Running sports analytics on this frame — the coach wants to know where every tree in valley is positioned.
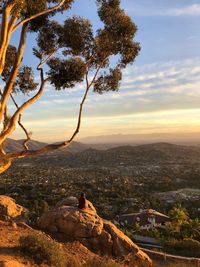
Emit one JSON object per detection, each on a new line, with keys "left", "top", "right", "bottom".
{"left": 0, "top": 0, "right": 140, "bottom": 173}
{"left": 169, "top": 206, "right": 189, "bottom": 224}
{"left": 165, "top": 206, "right": 200, "bottom": 241}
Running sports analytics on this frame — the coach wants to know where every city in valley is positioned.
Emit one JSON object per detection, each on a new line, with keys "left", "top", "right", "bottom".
{"left": 1, "top": 139, "right": 200, "bottom": 262}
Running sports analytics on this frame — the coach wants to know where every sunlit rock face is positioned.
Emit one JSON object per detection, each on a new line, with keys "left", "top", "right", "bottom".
{"left": 38, "top": 197, "right": 152, "bottom": 267}
{"left": 0, "top": 195, "right": 26, "bottom": 220}
{"left": 0, "top": 259, "right": 26, "bottom": 267}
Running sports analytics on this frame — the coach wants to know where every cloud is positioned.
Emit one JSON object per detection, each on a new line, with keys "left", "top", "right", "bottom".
{"left": 127, "top": 3, "right": 200, "bottom": 17}
{"left": 21, "top": 57, "right": 200, "bottom": 119}
{"left": 10, "top": 57, "right": 200, "bottom": 141}
{"left": 11, "top": 107, "right": 200, "bottom": 142}
{"left": 171, "top": 4, "right": 200, "bottom": 16}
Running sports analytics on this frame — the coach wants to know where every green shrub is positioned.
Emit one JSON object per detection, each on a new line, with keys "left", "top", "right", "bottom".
{"left": 19, "top": 233, "right": 80, "bottom": 267}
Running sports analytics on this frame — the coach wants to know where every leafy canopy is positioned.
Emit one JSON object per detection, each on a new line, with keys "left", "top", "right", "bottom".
{"left": 0, "top": 0, "right": 140, "bottom": 172}
{"left": 3, "top": 0, "right": 140, "bottom": 95}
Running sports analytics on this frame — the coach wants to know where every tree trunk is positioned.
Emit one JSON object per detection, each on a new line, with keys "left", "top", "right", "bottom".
{"left": 0, "top": 155, "right": 11, "bottom": 174}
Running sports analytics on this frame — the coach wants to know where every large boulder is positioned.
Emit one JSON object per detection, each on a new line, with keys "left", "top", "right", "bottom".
{"left": 38, "top": 206, "right": 103, "bottom": 238}
{"left": 38, "top": 198, "right": 152, "bottom": 266}
{"left": 0, "top": 195, "right": 26, "bottom": 220}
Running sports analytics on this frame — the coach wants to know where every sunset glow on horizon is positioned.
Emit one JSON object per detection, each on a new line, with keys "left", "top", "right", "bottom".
{"left": 9, "top": 0, "right": 200, "bottom": 143}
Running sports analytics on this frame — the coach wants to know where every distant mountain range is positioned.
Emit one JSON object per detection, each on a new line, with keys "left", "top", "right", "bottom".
{"left": 4, "top": 138, "right": 89, "bottom": 154}
{"left": 6, "top": 131, "right": 200, "bottom": 155}
{"left": 4, "top": 139, "right": 47, "bottom": 153}
{"left": 79, "top": 133, "right": 200, "bottom": 146}
{"left": 4, "top": 139, "right": 200, "bottom": 166}
{"left": 68, "top": 142, "right": 200, "bottom": 167}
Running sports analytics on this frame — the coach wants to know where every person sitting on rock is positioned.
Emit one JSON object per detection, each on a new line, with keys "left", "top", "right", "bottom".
{"left": 78, "top": 193, "right": 87, "bottom": 210}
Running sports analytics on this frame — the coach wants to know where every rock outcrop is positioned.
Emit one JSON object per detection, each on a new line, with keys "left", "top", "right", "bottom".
{"left": 0, "top": 260, "right": 25, "bottom": 267}
{"left": 38, "top": 197, "right": 152, "bottom": 267}
{"left": 0, "top": 195, "right": 26, "bottom": 221}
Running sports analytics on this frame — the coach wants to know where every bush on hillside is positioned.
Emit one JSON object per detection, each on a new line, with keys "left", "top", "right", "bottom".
{"left": 19, "top": 233, "right": 81, "bottom": 267}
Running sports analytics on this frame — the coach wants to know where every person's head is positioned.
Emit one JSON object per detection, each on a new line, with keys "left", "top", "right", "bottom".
{"left": 80, "top": 192, "right": 85, "bottom": 198}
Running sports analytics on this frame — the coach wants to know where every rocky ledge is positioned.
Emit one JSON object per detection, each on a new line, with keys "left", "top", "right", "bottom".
{"left": 38, "top": 197, "right": 152, "bottom": 267}
{"left": 0, "top": 195, "right": 27, "bottom": 221}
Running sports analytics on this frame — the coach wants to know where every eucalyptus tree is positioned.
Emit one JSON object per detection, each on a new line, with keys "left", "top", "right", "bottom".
{"left": 0, "top": 0, "right": 140, "bottom": 173}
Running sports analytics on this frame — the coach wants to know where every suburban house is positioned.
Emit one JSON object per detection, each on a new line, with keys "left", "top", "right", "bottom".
{"left": 117, "top": 209, "right": 170, "bottom": 229}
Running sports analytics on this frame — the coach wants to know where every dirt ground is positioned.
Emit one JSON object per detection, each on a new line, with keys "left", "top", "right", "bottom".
{"left": 0, "top": 220, "right": 101, "bottom": 267}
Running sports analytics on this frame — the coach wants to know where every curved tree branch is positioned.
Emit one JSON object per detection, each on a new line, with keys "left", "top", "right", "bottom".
{"left": 0, "top": 6, "right": 9, "bottom": 59}
{"left": 6, "top": 83, "right": 90, "bottom": 159}
{"left": 0, "top": 23, "right": 28, "bottom": 122}
{"left": 10, "top": 94, "right": 31, "bottom": 151}
{"left": 18, "top": 114, "right": 31, "bottom": 151}
{"left": 0, "top": 15, "right": 17, "bottom": 75}
{"left": 68, "top": 66, "right": 101, "bottom": 142}
{"left": 6, "top": 65, "right": 101, "bottom": 160}
{"left": 0, "top": 68, "right": 48, "bottom": 145}
{"left": 0, "top": 0, "right": 65, "bottom": 74}
{"left": 0, "top": 3, "right": 14, "bottom": 59}
{"left": 0, "top": 88, "right": 9, "bottom": 132}
{"left": 37, "top": 50, "right": 57, "bottom": 70}
{"left": 12, "top": 0, "right": 66, "bottom": 32}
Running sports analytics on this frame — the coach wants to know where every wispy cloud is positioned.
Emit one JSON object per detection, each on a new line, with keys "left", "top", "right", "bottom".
{"left": 127, "top": 4, "right": 200, "bottom": 17}
{"left": 171, "top": 4, "right": 200, "bottom": 16}
{"left": 20, "top": 57, "right": 200, "bottom": 120}
{"left": 10, "top": 57, "right": 200, "bottom": 141}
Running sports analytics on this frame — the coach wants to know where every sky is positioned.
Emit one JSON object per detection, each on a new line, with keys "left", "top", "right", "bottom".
{"left": 9, "top": 0, "right": 200, "bottom": 142}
